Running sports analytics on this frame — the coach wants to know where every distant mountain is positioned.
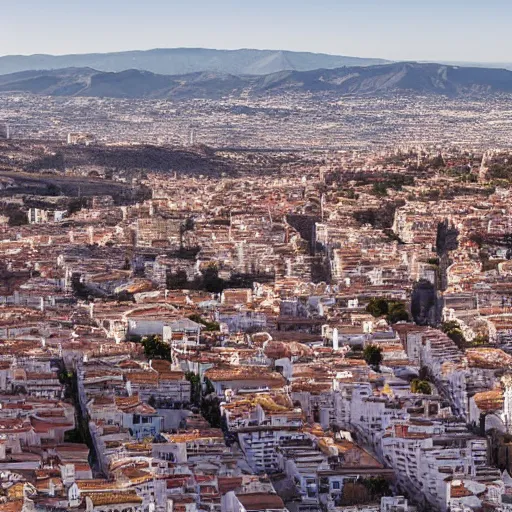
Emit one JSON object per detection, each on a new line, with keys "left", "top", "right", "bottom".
{"left": 0, "top": 48, "right": 390, "bottom": 77}
{"left": 433, "top": 61, "right": 512, "bottom": 71}
{"left": 1, "top": 62, "right": 512, "bottom": 99}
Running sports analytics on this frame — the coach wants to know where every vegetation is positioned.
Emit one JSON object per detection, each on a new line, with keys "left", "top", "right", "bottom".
{"left": 26, "top": 151, "right": 65, "bottom": 172}
{"left": 370, "top": 175, "right": 415, "bottom": 197}
{"left": 67, "top": 197, "right": 88, "bottom": 216}
{"left": 386, "top": 302, "right": 410, "bottom": 323}
{"left": 188, "top": 314, "right": 220, "bottom": 332}
{"left": 339, "top": 188, "right": 358, "bottom": 200}
{"left": 167, "top": 264, "right": 273, "bottom": 292}
{"left": 467, "top": 333, "right": 490, "bottom": 347}
{"left": 140, "top": 335, "right": 171, "bottom": 360}
{"left": 201, "top": 381, "right": 222, "bottom": 428}
{"left": 363, "top": 344, "right": 383, "bottom": 368}
{"left": 185, "top": 372, "right": 221, "bottom": 427}
{"left": 366, "top": 297, "right": 410, "bottom": 324}
{"left": 371, "top": 182, "right": 388, "bottom": 196}
{"left": 366, "top": 298, "right": 390, "bottom": 317}
{"left": 46, "top": 183, "right": 62, "bottom": 196}
{"left": 201, "top": 264, "right": 226, "bottom": 293}
{"left": 58, "top": 369, "right": 97, "bottom": 467}
{"left": 7, "top": 208, "right": 28, "bottom": 227}
{"left": 441, "top": 321, "right": 466, "bottom": 350}
{"left": 411, "top": 379, "right": 432, "bottom": 395}
{"left": 185, "top": 371, "right": 202, "bottom": 406}
{"left": 488, "top": 163, "right": 512, "bottom": 182}
{"left": 167, "top": 269, "right": 189, "bottom": 289}
{"left": 360, "top": 477, "right": 392, "bottom": 500}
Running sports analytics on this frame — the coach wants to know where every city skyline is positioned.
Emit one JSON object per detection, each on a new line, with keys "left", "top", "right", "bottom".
{"left": 2, "top": 0, "right": 512, "bottom": 63}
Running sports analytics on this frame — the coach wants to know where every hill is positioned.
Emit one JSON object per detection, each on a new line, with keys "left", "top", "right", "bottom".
{"left": 0, "top": 48, "right": 389, "bottom": 76}
{"left": 1, "top": 62, "right": 512, "bottom": 99}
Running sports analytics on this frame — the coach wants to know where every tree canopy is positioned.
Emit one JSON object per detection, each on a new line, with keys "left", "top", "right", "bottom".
{"left": 363, "top": 344, "right": 383, "bottom": 368}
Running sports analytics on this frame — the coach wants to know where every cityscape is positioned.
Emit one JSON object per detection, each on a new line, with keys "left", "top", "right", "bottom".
{"left": 1, "top": 3, "right": 512, "bottom": 512}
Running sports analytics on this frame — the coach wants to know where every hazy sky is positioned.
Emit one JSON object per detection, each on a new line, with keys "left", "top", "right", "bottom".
{"left": 2, "top": 0, "right": 511, "bottom": 62}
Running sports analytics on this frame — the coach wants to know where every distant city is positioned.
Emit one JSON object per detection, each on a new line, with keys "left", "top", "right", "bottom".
{"left": 1, "top": 45, "right": 512, "bottom": 512}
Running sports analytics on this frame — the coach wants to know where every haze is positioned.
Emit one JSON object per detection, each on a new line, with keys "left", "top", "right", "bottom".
{"left": 2, "top": 0, "right": 512, "bottom": 63}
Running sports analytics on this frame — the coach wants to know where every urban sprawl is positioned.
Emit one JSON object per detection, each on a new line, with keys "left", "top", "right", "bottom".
{"left": 0, "top": 92, "right": 512, "bottom": 512}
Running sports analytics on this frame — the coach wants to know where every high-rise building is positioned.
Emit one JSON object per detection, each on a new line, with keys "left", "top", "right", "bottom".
{"left": 0, "top": 123, "right": 10, "bottom": 140}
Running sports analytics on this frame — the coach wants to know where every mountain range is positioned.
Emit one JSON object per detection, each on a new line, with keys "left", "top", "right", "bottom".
{"left": 0, "top": 48, "right": 390, "bottom": 77}
{"left": 1, "top": 62, "right": 512, "bottom": 99}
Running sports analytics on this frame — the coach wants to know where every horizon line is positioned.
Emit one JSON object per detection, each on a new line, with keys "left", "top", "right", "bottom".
{"left": 0, "top": 47, "right": 509, "bottom": 66}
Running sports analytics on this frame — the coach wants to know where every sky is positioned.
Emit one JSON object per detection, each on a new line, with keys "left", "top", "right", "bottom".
{"left": 2, "top": 0, "right": 511, "bottom": 62}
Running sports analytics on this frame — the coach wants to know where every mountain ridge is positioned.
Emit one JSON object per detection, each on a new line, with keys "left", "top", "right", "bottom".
{"left": 1, "top": 62, "right": 512, "bottom": 99}
{"left": 0, "top": 48, "right": 390, "bottom": 77}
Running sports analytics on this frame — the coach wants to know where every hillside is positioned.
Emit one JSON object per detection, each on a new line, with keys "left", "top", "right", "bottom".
{"left": 0, "top": 48, "right": 389, "bottom": 76}
{"left": 1, "top": 62, "right": 512, "bottom": 99}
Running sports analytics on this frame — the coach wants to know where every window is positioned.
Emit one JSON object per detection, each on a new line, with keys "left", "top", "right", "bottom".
{"left": 133, "top": 415, "right": 141, "bottom": 424}
{"left": 332, "top": 481, "right": 340, "bottom": 490}
{"left": 142, "top": 416, "right": 151, "bottom": 424}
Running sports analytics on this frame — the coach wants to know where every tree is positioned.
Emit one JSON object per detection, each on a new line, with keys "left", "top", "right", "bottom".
{"left": 446, "top": 328, "right": 466, "bottom": 349}
{"left": 188, "top": 314, "right": 220, "bottom": 332}
{"left": 360, "top": 477, "right": 391, "bottom": 500}
{"left": 141, "top": 335, "right": 171, "bottom": 360}
{"left": 202, "top": 264, "right": 225, "bottom": 294}
{"left": 366, "top": 298, "right": 389, "bottom": 317}
{"left": 411, "top": 379, "right": 432, "bottom": 395}
{"left": 366, "top": 298, "right": 409, "bottom": 324}
{"left": 363, "top": 345, "right": 383, "bottom": 368}
{"left": 179, "top": 217, "right": 195, "bottom": 249}
{"left": 46, "top": 183, "right": 61, "bottom": 196}
{"left": 185, "top": 372, "right": 201, "bottom": 405}
{"left": 371, "top": 182, "right": 388, "bottom": 196}
{"left": 441, "top": 321, "right": 466, "bottom": 349}
{"left": 67, "top": 197, "right": 87, "bottom": 216}
{"left": 167, "top": 269, "right": 189, "bottom": 289}
{"left": 386, "top": 302, "right": 410, "bottom": 324}
{"left": 6, "top": 207, "right": 28, "bottom": 227}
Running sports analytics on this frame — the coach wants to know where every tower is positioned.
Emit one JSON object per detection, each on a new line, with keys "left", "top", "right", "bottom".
{"left": 189, "top": 128, "right": 197, "bottom": 146}
{"left": 479, "top": 151, "right": 488, "bottom": 182}
{"left": 502, "top": 374, "right": 512, "bottom": 433}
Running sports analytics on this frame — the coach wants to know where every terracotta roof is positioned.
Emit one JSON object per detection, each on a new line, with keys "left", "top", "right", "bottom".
{"left": 204, "top": 366, "right": 286, "bottom": 386}
{"left": 237, "top": 493, "right": 285, "bottom": 511}
{"left": 89, "top": 491, "right": 143, "bottom": 506}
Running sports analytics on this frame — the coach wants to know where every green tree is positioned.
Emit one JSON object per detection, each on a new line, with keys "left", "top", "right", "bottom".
{"left": 141, "top": 335, "right": 171, "bottom": 360}
{"left": 167, "top": 269, "right": 189, "bottom": 289}
{"left": 386, "top": 302, "right": 410, "bottom": 324}
{"left": 46, "top": 183, "right": 61, "bottom": 196}
{"left": 411, "top": 379, "right": 432, "bottom": 395}
{"left": 441, "top": 321, "right": 466, "bottom": 349}
{"left": 371, "top": 182, "right": 388, "bottom": 196}
{"left": 366, "top": 298, "right": 389, "bottom": 317}
{"left": 7, "top": 208, "right": 28, "bottom": 227}
{"left": 185, "top": 372, "right": 201, "bottom": 405}
{"left": 363, "top": 345, "right": 383, "bottom": 368}
{"left": 188, "top": 314, "right": 220, "bottom": 332}
{"left": 367, "top": 298, "right": 409, "bottom": 323}
{"left": 201, "top": 394, "right": 222, "bottom": 428}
